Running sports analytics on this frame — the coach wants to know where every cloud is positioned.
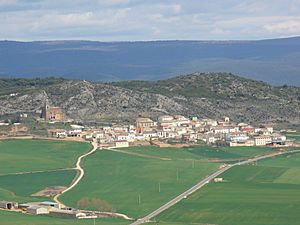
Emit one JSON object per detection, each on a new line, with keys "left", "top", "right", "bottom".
{"left": 100, "top": 0, "right": 130, "bottom": 6}
{"left": 0, "top": 0, "right": 299, "bottom": 41}
{"left": 264, "top": 19, "right": 300, "bottom": 35}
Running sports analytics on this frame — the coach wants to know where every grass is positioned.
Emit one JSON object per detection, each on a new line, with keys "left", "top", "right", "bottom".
{"left": 155, "top": 153, "right": 300, "bottom": 225}
{"left": 0, "top": 139, "right": 295, "bottom": 225}
{"left": 286, "top": 135, "right": 300, "bottom": 142}
{"left": 60, "top": 150, "right": 220, "bottom": 218}
{"left": 0, "top": 139, "right": 91, "bottom": 174}
{"left": 0, "top": 139, "right": 129, "bottom": 225}
{"left": 21, "top": 118, "right": 73, "bottom": 136}
{"left": 0, "top": 139, "right": 90, "bottom": 204}
{"left": 0, "top": 170, "right": 76, "bottom": 203}
{"left": 120, "top": 146, "right": 276, "bottom": 161}
{"left": 0, "top": 210, "right": 128, "bottom": 225}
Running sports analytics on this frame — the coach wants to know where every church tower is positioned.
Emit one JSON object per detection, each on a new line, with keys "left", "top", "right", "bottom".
{"left": 41, "top": 99, "right": 50, "bottom": 120}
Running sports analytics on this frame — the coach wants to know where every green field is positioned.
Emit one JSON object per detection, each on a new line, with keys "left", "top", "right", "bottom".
{"left": 0, "top": 139, "right": 91, "bottom": 174}
{"left": 0, "top": 210, "right": 127, "bottom": 225}
{"left": 1, "top": 139, "right": 297, "bottom": 225}
{"left": 60, "top": 150, "right": 220, "bottom": 218}
{"left": 286, "top": 135, "right": 300, "bottom": 142}
{"left": 0, "top": 170, "right": 76, "bottom": 202}
{"left": 155, "top": 153, "right": 300, "bottom": 225}
{"left": 0, "top": 139, "right": 129, "bottom": 225}
{"left": 0, "top": 139, "right": 91, "bottom": 207}
{"left": 119, "top": 146, "right": 276, "bottom": 161}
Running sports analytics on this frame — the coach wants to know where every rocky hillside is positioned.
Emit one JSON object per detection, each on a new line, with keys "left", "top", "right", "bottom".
{"left": 0, "top": 73, "right": 299, "bottom": 126}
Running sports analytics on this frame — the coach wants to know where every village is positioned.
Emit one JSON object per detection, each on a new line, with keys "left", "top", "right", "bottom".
{"left": 43, "top": 104, "right": 291, "bottom": 148}
{"left": 0, "top": 106, "right": 299, "bottom": 222}
{"left": 0, "top": 103, "right": 295, "bottom": 148}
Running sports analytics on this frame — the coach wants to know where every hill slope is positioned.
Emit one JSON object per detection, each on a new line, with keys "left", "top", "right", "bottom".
{"left": 0, "top": 73, "right": 299, "bottom": 126}
{"left": 1, "top": 37, "right": 300, "bottom": 85}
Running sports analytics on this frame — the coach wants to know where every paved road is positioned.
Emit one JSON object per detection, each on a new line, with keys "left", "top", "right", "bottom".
{"left": 130, "top": 149, "right": 300, "bottom": 225}
{"left": 53, "top": 140, "right": 98, "bottom": 206}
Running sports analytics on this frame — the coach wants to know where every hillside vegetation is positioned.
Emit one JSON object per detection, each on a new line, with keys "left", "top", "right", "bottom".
{"left": 0, "top": 73, "right": 299, "bottom": 126}
{"left": 112, "top": 72, "right": 300, "bottom": 99}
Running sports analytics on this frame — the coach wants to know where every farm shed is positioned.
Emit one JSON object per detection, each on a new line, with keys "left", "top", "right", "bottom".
{"left": 40, "top": 201, "right": 60, "bottom": 209}
{"left": 18, "top": 203, "right": 30, "bottom": 209}
{"left": 27, "top": 206, "right": 49, "bottom": 215}
{"left": 0, "top": 201, "right": 13, "bottom": 209}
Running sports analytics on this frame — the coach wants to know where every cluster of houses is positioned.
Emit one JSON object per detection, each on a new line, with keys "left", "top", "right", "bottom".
{"left": 48, "top": 115, "right": 287, "bottom": 148}
{"left": 0, "top": 200, "right": 100, "bottom": 219}
{"left": 0, "top": 200, "right": 70, "bottom": 216}
{"left": 0, "top": 102, "right": 289, "bottom": 147}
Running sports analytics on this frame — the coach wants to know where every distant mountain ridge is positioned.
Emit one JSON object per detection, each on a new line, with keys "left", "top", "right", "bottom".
{"left": 0, "top": 73, "right": 299, "bottom": 127}
{"left": 0, "top": 36, "right": 300, "bottom": 85}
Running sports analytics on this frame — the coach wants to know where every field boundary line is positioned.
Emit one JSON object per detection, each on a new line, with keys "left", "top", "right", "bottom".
{"left": 106, "top": 148, "right": 172, "bottom": 161}
{"left": 0, "top": 167, "right": 76, "bottom": 177}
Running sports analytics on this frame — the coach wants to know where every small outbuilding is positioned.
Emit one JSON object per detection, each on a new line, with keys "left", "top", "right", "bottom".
{"left": 27, "top": 206, "right": 49, "bottom": 215}
{"left": 0, "top": 201, "right": 13, "bottom": 210}
{"left": 214, "top": 178, "right": 224, "bottom": 183}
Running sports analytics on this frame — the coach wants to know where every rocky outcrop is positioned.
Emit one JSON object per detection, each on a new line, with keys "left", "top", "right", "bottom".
{"left": 0, "top": 73, "right": 299, "bottom": 125}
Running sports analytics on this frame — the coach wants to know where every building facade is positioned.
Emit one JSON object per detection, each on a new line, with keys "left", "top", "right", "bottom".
{"left": 42, "top": 103, "right": 65, "bottom": 122}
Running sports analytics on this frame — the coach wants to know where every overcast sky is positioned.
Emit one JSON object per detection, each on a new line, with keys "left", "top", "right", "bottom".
{"left": 0, "top": 0, "right": 299, "bottom": 41}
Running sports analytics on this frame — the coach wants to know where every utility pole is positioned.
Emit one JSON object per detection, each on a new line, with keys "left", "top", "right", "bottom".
{"left": 177, "top": 169, "right": 179, "bottom": 181}
{"left": 138, "top": 194, "right": 141, "bottom": 205}
{"left": 158, "top": 182, "right": 161, "bottom": 193}
{"left": 93, "top": 212, "right": 96, "bottom": 225}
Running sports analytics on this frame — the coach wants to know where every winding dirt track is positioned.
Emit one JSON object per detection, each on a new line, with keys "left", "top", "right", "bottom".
{"left": 52, "top": 140, "right": 133, "bottom": 220}
{"left": 53, "top": 140, "right": 98, "bottom": 206}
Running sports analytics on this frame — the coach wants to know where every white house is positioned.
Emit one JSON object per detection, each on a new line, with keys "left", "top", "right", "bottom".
{"left": 143, "top": 131, "right": 158, "bottom": 140}
{"left": 254, "top": 136, "right": 272, "bottom": 146}
{"left": 114, "top": 140, "right": 129, "bottom": 148}
{"left": 115, "top": 133, "right": 129, "bottom": 141}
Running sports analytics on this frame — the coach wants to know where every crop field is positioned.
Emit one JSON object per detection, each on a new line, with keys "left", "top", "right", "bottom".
{"left": 0, "top": 170, "right": 76, "bottom": 202}
{"left": 60, "top": 150, "right": 220, "bottom": 218}
{"left": 1, "top": 139, "right": 297, "bottom": 225}
{"left": 120, "top": 146, "right": 276, "bottom": 161}
{"left": 286, "top": 135, "right": 300, "bottom": 142}
{"left": 155, "top": 153, "right": 300, "bottom": 225}
{"left": 0, "top": 139, "right": 91, "bottom": 174}
{"left": 0, "top": 210, "right": 127, "bottom": 225}
{"left": 0, "top": 140, "right": 91, "bottom": 208}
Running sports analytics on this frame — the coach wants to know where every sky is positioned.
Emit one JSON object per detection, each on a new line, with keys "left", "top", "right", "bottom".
{"left": 0, "top": 0, "right": 299, "bottom": 41}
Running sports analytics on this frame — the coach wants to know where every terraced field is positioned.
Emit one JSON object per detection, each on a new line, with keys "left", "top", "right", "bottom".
{"left": 155, "top": 153, "right": 300, "bottom": 225}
